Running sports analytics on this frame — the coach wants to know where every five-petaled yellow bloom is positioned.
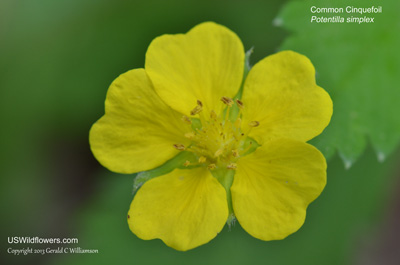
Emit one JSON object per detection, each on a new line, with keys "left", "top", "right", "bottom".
{"left": 89, "top": 22, "right": 333, "bottom": 251}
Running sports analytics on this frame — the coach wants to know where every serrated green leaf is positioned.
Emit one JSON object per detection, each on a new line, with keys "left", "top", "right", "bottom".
{"left": 277, "top": 0, "right": 400, "bottom": 166}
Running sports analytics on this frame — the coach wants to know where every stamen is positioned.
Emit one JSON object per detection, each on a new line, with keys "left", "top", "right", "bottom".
{"left": 198, "top": 156, "right": 207, "bottom": 163}
{"left": 236, "top": 99, "right": 244, "bottom": 109}
{"left": 234, "top": 118, "right": 241, "bottom": 129}
{"left": 187, "top": 146, "right": 208, "bottom": 156}
{"left": 249, "top": 121, "right": 260, "bottom": 127}
{"left": 240, "top": 141, "right": 253, "bottom": 155}
{"left": 173, "top": 144, "right": 185, "bottom": 151}
{"left": 190, "top": 106, "right": 202, "bottom": 116}
{"left": 227, "top": 163, "right": 237, "bottom": 170}
{"left": 221, "top": 97, "right": 234, "bottom": 107}
{"left": 190, "top": 100, "right": 203, "bottom": 115}
{"left": 208, "top": 163, "right": 216, "bottom": 170}
{"left": 232, "top": 149, "right": 239, "bottom": 158}
{"left": 181, "top": 115, "right": 192, "bottom": 124}
{"left": 210, "top": 110, "right": 217, "bottom": 120}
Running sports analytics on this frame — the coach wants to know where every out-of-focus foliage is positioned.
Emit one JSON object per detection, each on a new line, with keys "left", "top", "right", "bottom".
{"left": 277, "top": 0, "right": 400, "bottom": 167}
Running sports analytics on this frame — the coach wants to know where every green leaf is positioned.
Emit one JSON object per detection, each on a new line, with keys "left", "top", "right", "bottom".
{"left": 276, "top": 0, "right": 400, "bottom": 166}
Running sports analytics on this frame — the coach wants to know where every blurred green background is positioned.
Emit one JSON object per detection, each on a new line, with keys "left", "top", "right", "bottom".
{"left": 1, "top": 0, "right": 399, "bottom": 264}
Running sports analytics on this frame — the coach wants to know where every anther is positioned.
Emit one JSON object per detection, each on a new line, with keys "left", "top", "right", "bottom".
{"left": 190, "top": 100, "right": 203, "bottom": 115}
{"left": 221, "top": 96, "right": 234, "bottom": 107}
{"left": 173, "top": 144, "right": 185, "bottom": 151}
{"left": 183, "top": 160, "right": 190, "bottom": 167}
{"left": 198, "top": 156, "right": 207, "bottom": 163}
{"left": 181, "top": 115, "right": 192, "bottom": 124}
{"left": 249, "top": 121, "right": 260, "bottom": 127}
{"left": 232, "top": 149, "right": 239, "bottom": 158}
{"left": 227, "top": 163, "right": 237, "bottom": 170}
{"left": 236, "top": 99, "right": 244, "bottom": 109}
{"left": 208, "top": 164, "right": 216, "bottom": 170}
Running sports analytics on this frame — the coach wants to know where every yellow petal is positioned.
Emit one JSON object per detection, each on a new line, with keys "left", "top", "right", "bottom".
{"left": 241, "top": 50, "right": 332, "bottom": 144}
{"left": 89, "top": 69, "right": 190, "bottom": 174}
{"left": 128, "top": 167, "right": 228, "bottom": 251}
{"left": 145, "top": 22, "right": 244, "bottom": 116}
{"left": 231, "top": 138, "right": 327, "bottom": 241}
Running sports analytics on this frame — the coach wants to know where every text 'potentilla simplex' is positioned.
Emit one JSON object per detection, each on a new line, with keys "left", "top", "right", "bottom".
{"left": 311, "top": 6, "right": 382, "bottom": 14}
{"left": 311, "top": 16, "right": 375, "bottom": 24}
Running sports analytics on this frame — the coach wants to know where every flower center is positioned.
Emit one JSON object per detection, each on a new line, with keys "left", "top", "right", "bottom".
{"left": 174, "top": 97, "right": 259, "bottom": 170}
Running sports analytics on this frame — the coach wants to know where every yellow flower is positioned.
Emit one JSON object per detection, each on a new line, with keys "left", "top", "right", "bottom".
{"left": 89, "top": 22, "right": 333, "bottom": 251}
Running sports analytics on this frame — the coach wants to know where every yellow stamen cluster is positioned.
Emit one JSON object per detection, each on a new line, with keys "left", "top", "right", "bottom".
{"left": 174, "top": 97, "right": 259, "bottom": 171}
